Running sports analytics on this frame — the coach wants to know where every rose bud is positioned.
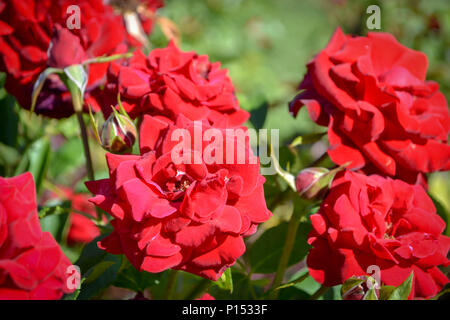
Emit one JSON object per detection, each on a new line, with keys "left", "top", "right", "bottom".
{"left": 341, "top": 276, "right": 380, "bottom": 300}
{"left": 100, "top": 111, "right": 137, "bottom": 154}
{"left": 295, "top": 167, "right": 330, "bottom": 200}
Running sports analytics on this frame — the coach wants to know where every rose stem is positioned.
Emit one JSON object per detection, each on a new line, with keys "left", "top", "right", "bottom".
{"left": 309, "top": 285, "right": 329, "bottom": 300}
{"left": 76, "top": 111, "right": 105, "bottom": 224}
{"left": 163, "top": 270, "right": 179, "bottom": 300}
{"left": 76, "top": 112, "right": 95, "bottom": 181}
{"left": 269, "top": 208, "right": 302, "bottom": 299}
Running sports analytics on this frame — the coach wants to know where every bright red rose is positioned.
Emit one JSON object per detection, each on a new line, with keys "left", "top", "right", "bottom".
{"left": 86, "top": 115, "right": 271, "bottom": 280}
{"left": 104, "top": 41, "right": 249, "bottom": 127}
{"left": 307, "top": 170, "right": 450, "bottom": 299}
{"left": 290, "top": 28, "right": 450, "bottom": 184}
{"left": 0, "top": 0, "right": 137, "bottom": 118}
{"left": 0, "top": 173, "right": 75, "bottom": 300}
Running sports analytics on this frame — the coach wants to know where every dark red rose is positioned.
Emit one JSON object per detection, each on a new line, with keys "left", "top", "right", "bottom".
{"left": 86, "top": 115, "right": 271, "bottom": 280}
{"left": 290, "top": 28, "right": 450, "bottom": 184}
{"left": 0, "top": 0, "right": 137, "bottom": 118}
{"left": 0, "top": 173, "right": 75, "bottom": 300}
{"left": 307, "top": 170, "right": 450, "bottom": 299}
{"left": 104, "top": 41, "right": 249, "bottom": 127}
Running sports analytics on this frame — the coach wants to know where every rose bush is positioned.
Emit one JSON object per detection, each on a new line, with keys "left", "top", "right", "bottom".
{"left": 289, "top": 28, "right": 450, "bottom": 184}
{"left": 0, "top": 173, "right": 75, "bottom": 300}
{"left": 86, "top": 114, "right": 271, "bottom": 280}
{"left": 0, "top": 0, "right": 138, "bottom": 118}
{"left": 103, "top": 41, "right": 249, "bottom": 127}
{"left": 307, "top": 170, "right": 450, "bottom": 299}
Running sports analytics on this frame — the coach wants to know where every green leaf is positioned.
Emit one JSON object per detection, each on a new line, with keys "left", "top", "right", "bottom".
{"left": 75, "top": 234, "right": 109, "bottom": 274}
{"left": 379, "top": 285, "right": 396, "bottom": 300}
{"left": 114, "top": 259, "right": 163, "bottom": 292}
{"left": 0, "top": 142, "right": 20, "bottom": 167}
{"left": 48, "top": 137, "right": 84, "bottom": 179}
{"left": 84, "top": 260, "right": 116, "bottom": 285}
{"left": 430, "top": 194, "right": 450, "bottom": 236}
{"left": 27, "top": 137, "right": 51, "bottom": 193}
{"left": 77, "top": 254, "right": 122, "bottom": 300}
{"left": 289, "top": 132, "right": 326, "bottom": 148}
{"left": 340, "top": 277, "right": 365, "bottom": 298}
{"left": 363, "top": 288, "right": 379, "bottom": 300}
{"left": 249, "top": 221, "right": 311, "bottom": 273}
{"left": 209, "top": 270, "right": 262, "bottom": 299}
{"left": 388, "top": 272, "right": 413, "bottom": 300}
{"left": 39, "top": 206, "right": 70, "bottom": 243}
{"left": 249, "top": 101, "right": 268, "bottom": 130}
{"left": 216, "top": 267, "right": 233, "bottom": 293}
{"left": 63, "top": 64, "right": 87, "bottom": 97}
{"left": 0, "top": 94, "right": 18, "bottom": 147}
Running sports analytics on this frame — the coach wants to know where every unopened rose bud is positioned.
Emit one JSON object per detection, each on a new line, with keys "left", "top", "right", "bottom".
{"left": 341, "top": 276, "right": 379, "bottom": 300}
{"left": 100, "top": 111, "right": 136, "bottom": 154}
{"left": 295, "top": 167, "right": 329, "bottom": 200}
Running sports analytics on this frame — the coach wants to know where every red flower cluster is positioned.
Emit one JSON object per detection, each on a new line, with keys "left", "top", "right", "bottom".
{"left": 104, "top": 41, "right": 249, "bottom": 126}
{"left": 0, "top": 0, "right": 137, "bottom": 118}
{"left": 86, "top": 115, "right": 271, "bottom": 280}
{"left": 290, "top": 28, "right": 450, "bottom": 184}
{"left": 307, "top": 170, "right": 450, "bottom": 299}
{"left": 0, "top": 173, "right": 75, "bottom": 300}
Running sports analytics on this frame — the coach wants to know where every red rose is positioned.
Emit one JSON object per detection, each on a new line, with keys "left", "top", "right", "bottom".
{"left": 0, "top": 173, "right": 75, "bottom": 300}
{"left": 104, "top": 41, "right": 249, "bottom": 127}
{"left": 0, "top": 0, "right": 136, "bottom": 118}
{"left": 86, "top": 115, "right": 271, "bottom": 280}
{"left": 290, "top": 28, "right": 450, "bottom": 184}
{"left": 307, "top": 170, "right": 450, "bottom": 299}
